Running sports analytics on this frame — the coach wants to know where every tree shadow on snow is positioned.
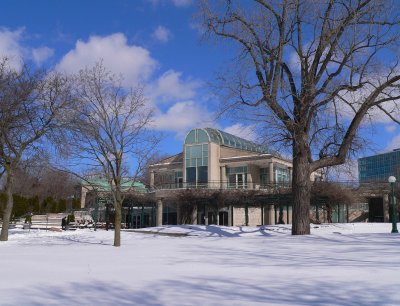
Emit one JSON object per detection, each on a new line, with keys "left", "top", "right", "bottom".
{"left": 4, "top": 276, "right": 398, "bottom": 306}
{"left": 181, "top": 225, "right": 273, "bottom": 238}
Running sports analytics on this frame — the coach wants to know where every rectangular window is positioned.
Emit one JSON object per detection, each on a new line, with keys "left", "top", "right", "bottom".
{"left": 175, "top": 171, "right": 183, "bottom": 188}
{"left": 237, "top": 173, "right": 244, "bottom": 189}
{"left": 202, "top": 144, "right": 208, "bottom": 157}
{"left": 186, "top": 167, "right": 196, "bottom": 184}
{"left": 226, "top": 166, "right": 248, "bottom": 175}
{"left": 198, "top": 166, "right": 208, "bottom": 183}
{"left": 191, "top": 145, "right": 202, "bottom": 158}
{"left": 228, "top": 174, "right": 236, "bottom": 188}
{"left": 260, "top": 168, "right": 269, "bottom": 186}
{"left": 275, "top": 167, "right": 289, "bottom": 186}
{"left": 228, "top": 173, "right": 247, "bottom": 188}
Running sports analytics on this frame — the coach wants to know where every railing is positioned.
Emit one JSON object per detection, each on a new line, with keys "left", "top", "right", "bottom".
{"left": 151, "top": 181, "right": 293, "bottom": 191}
{"left": 150, "top": 180, "right": 387, "bottom": 191}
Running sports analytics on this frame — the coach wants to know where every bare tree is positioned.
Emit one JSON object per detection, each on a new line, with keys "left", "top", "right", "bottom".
{"left": 68, "top": 63, "right": 159, "bottom": 247}
{"left": 139, "top": 152, "right": 170, "bottom": 186}
{"left": 201, "top": 0, "right": 400, "bottom": 234}
{"left": 0, "top": 58, "right": 72, "bottom": 241}
{"left": 11, "top": 157, "right": 78, "bottom": 201}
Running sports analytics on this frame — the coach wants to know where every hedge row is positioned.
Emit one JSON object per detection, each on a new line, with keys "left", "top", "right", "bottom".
{"left": 0, "top": 194, "right": 81, "bottom": 220}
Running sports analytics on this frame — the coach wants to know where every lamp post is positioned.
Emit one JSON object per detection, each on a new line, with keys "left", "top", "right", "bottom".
{"left": 388, "top": 176, "right": 398, "bottom": 233}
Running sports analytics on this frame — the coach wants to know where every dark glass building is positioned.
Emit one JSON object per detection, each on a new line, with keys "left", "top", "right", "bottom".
{"left": 358, "top": 149, "right": 400, "bottom": 182}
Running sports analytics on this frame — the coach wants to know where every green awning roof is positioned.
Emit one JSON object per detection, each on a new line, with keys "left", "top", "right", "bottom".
{"left": 82, "top": 178, "right": 147, "bottom": 192}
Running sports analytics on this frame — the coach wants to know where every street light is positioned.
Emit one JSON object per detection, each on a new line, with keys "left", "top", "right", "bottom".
{"left": 388, "top": 176, "right": 398, "bottom": 233}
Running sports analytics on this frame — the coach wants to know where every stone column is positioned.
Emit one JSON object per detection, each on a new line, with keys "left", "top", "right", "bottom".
{"left": 228, "top": 205, "right": 233, "bottom": 226}
{"left": 268, "top": 205, "right": 275, "bottom": 225}
{"left": 80, "top": 187, "right": 87, "bottom": 209}
{"left": 150, "top": 171, "right": 155, "bottom": 188}
{"left": 247, "top": 164, "right": 253, "bottom": 189}
{"left": 220, "top": 165, "right": 227, "bottom": 189}
{"left": 156, "top": 198, "right": 163, "bottom": 226}
{"left": 269, "top": 162, "right": 274, "bottom": 184}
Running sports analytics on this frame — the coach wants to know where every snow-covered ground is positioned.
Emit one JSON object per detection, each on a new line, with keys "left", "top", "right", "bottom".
{"left": 1, "top": 223, "right": 400, "bottom": 306}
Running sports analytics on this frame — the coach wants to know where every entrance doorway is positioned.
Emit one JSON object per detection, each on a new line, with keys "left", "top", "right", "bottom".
{"left": 208, "top": 212, "right": 216, "bottom": 225}
{"left": 368, "top": 197, "right": 384, "bottom": 222}
{"left": 219, "top": 211, "right": 229, "bottom": 226}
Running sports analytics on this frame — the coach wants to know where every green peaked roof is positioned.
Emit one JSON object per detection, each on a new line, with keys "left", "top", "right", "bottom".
{"left": 82, "top": 178, "right": 147, "bottom": 192}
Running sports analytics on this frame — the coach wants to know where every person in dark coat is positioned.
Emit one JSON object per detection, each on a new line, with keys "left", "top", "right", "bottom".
{"left": 61, "top": 217, "right": 67, "bottom": 230}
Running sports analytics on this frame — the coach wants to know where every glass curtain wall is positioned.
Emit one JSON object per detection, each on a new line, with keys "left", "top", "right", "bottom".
{"left": 185, "top": 129, "right": 209, "bottom": 186}
{"left": 359, "top": 150, "right": 400, "bottom": 182}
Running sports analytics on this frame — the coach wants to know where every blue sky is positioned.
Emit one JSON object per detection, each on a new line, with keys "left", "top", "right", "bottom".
{"left": 0, "top": 0, "right": 398, "bottom": 162}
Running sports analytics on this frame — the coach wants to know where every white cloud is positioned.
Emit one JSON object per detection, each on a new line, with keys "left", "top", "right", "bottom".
{"left": 32, "top": 46, "right": 54, "bottom": 65}
{"left": 325, "top": 78, "right": 400, "bottom": 127}
{"left": 56, "top": 33, "right": 157, "bottom": 86}
{"left": 153, "top": 101, "right": 214, "bottom": 135}
{"left": 56, "top": 33, "right": 206, "bottom": 138}
{"left": 152, "top": 26, "right": 172, "bottom": 43}
{"left": 0, "top": 28, "right": 24, "bottom": 70}
{"left": 171, "top": 0, "right": 192, "bottom": 7}
{"left": 386, "top": 135, "right": 400, "bottom": 152}
{"left": 150, "top": 70, "right": 201, "bottom": 101}
{"left": 148, "top": 0, "right": 192, "bottom": 7}
{"left": 385, "top": 124, "right": 397, "bottom": 133}
{"left": 223, "top": 123, "right": 257, "bottom": 142}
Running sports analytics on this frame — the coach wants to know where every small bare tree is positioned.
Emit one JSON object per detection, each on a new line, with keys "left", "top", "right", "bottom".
{"left": 0, "top": 58, "right": 72, "bottom": 241}
{"left": 201, "top": 0, "right": 400, "bottom": 234}
{"left": 68, "top": 63, "right": 159, "bottom": 247}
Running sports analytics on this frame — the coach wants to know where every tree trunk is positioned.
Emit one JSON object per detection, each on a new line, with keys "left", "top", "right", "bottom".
{"left": 113, "top": 199, "right": 122, "bottom": 247}
{"left": 291, "top": 148, "right": 312, "bottom": 235}
{"left": 0, "top": 171, "right": 14, "bottom": 241}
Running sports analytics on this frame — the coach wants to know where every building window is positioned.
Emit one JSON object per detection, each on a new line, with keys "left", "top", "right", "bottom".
{"left": 227, "top": 166, "right": 248, "bottom": 188}
{"left": 185, "top": 129, "right": 209, "bottom": 144}
{"left": 359, "top": 150, "right": 400, "bottom": 182}
{"left": 198, "top": 166, "right": 208, "bottom": 184}
{"left": 175, "top": 171, "right": 183, "bottom": 188}
{"left": 275, "top": 166, "right": 289, "bottom": 185}
{"left": 154, "top": 171, "right": 175, "bottom": 188}
{"left": 185, "top": 143, "right": 209, "bottom": 185}
{"left": 260, "top": 168, "right": 269, "bottom": 186}
{"left": 186, "top": 167, "right": 196, "bottom": 184}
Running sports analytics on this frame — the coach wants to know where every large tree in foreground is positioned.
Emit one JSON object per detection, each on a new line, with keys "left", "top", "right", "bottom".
{"left": 0, "top": 59, "right": 72, "bottom": 241}
{"left": 201, "top": 0, "right": 400, "bottom": 234}
{"left": 69, "top": 63, "right": 159, "bottom": 247}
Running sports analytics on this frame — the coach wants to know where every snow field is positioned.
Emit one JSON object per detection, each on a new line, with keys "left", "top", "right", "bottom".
{"left": 0, "top": 223, "right": 399, "bottom": 306}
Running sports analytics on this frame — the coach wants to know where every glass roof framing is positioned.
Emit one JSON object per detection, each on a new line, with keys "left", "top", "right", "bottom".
{"left": 184, "top": 127, "right": 269, "bottom": 154}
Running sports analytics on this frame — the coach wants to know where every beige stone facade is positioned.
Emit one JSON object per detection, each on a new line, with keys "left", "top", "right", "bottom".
{"left": 148, "top": 128, "right": 324, "bottom": 226}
